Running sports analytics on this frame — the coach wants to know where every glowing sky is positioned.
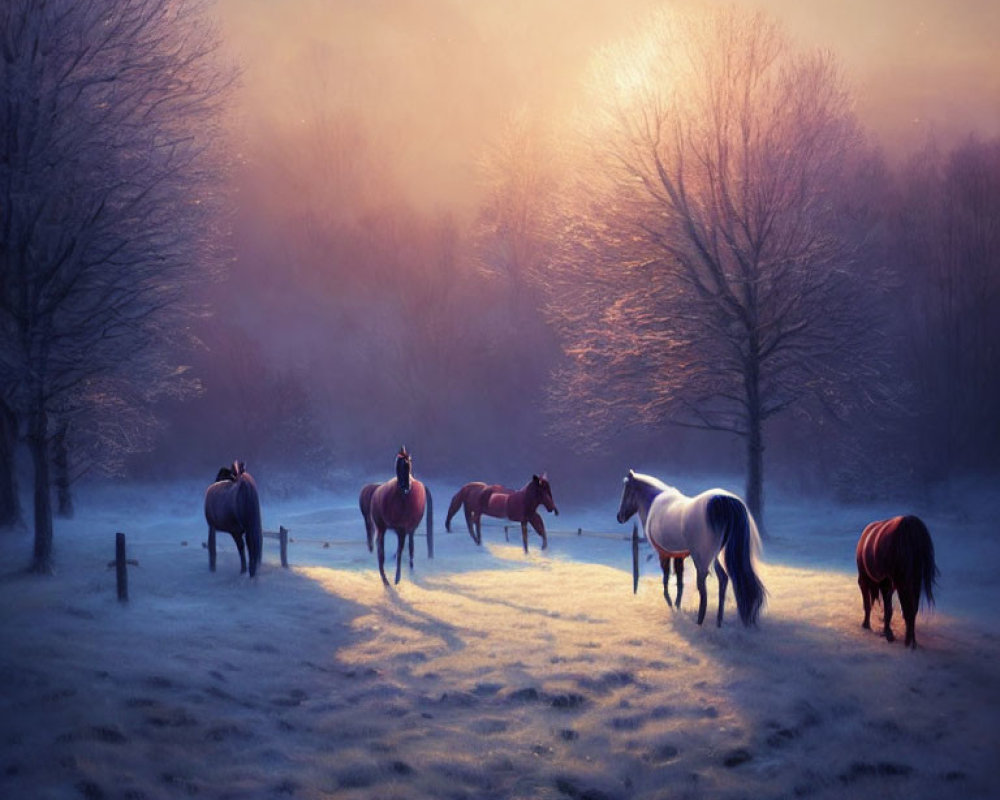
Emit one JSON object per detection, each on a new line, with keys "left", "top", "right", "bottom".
{"left": 216, "top": 0, "right": 999, "bottom": 208}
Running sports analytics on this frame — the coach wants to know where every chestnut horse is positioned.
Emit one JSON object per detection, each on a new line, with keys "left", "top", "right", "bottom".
{"left": 856, "top": 515, "right": 938, "bottom": 648}
{"left": 445, "top": 482, "right": 510, "bottom": 544}
{"left": 476, "top": 474, "right": 558, "bottom": 553}
{"left": 364, "top": 447, "right": 434, "bottom": 585}
{"left": 204, "top": 461, "right": 263, "bottom": 577}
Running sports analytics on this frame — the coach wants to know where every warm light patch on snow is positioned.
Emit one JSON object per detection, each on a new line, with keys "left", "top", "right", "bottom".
{"left": 1, "top": 487, "right": 998, "bottom": 799}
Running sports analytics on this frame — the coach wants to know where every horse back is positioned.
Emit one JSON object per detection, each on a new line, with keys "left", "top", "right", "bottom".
{"left": 372, "top": 478, "right": 426, "bottom": 529}
{"left": 205, "top": 480, "right": 241, "bottom": 532}
{"left": 480, "top": 487, "right": 513, "bottom": 519}
{"left": 205, "top": 474, "right": 260, "bottom": 536}
{"left": 463, "top": 482, "right": 488, "bottom": 503}
{"left": 860, "top": 515, "right": 937, "bottom": 604}
{"left": 645, "top": 491, "right": 696, "bottom": 558}
{"left": 856, "top": 516, "right": 904, "bottom": 582}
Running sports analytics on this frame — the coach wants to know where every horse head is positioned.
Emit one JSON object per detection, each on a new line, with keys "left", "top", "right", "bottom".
{"left": 395, "top": 446, "right": 412, "bottom": 495}
{"left": 532, "top": 474, "right": 559, "bottom": 515}
{"left": 616, "top": 469, "right": 639, "bottom": 523}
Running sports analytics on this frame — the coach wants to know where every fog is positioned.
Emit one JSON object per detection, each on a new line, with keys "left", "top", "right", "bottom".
{"left": 133, "top": 0, "right": 996, "bottom": 500}
{"left": 4, "top": 0, "right": 999, "bottom": 517}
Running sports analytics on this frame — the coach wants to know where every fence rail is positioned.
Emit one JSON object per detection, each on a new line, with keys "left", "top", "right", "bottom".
{"left": 109, "top": 520, "right": 648, "bottom": 600}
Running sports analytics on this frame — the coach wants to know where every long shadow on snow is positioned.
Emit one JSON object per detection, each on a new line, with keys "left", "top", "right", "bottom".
{"left": 664, "top": 597, "right": 1000, "bottom": 799}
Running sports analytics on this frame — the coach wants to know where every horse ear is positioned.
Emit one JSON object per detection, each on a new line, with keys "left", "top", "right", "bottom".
{"left": 532, "top": 474, "right": 540, "bottom": 483}
{"left": 628, "top": 469, "right": 635, "bottom": 478}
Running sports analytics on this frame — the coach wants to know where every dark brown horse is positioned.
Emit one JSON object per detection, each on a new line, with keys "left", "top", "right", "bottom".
{"left": 856, "top": 515, "right": 938, "bottom": 648}
{"left": 477, "top": 474, "right": 558, "bottom": 553}
{"left": 445, "top": 482, "right": 510, "bottom": 544}
{"left": 204, "top": 461, "right": 263, "bottom": 577}
{"left": 365, "top": 447, "right": 434, "bottom": 585}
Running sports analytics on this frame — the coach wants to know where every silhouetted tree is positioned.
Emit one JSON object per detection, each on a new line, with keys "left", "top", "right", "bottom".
{"left": 547, "top": 8, "right": 887, "bottom": 526}
{"left": 0, "top": 399, "right": 20, "bottom": 528}
{"left": 0, "top": 0, "right": 232, "bottom": 571}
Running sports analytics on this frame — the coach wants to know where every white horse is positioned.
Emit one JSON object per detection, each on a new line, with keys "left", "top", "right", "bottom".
{"left": 617, "top": 470, "right": 766, "bottom": 627}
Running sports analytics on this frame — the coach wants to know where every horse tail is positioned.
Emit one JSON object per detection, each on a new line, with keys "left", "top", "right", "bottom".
{"left": 239, "top": 476, "right": 263, "bottom": 577}
{"left": 445, "top": 486, "right": 464, "bottom": 533}
{"left": 359, "top": 484, "right": 376, "bottom": 551}
{"left": 709, "top": 493, "right": 766, "bottom": 627}
{"left": 898, "top": 515, "right": 938, "bottom": 608}
{"left": 426, "top": 488, "right": 434, "bottom": 558}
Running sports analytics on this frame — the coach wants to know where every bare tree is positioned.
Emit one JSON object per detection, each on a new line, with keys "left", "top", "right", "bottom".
{"left": 547, "top": 8, "right": 887, "bottom": 525}
{"left": 0, "top": 0, "right": 232, "bottom": 571}
{"left": 475, "top": 110, "right": 560, "bottom": 302}
{"left": 0, "top": 399, "right": 20, "bottom": 528}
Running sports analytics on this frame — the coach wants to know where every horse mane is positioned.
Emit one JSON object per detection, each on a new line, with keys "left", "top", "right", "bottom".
{"left": 629, "top": 471, "right": 670, "bottom": 506}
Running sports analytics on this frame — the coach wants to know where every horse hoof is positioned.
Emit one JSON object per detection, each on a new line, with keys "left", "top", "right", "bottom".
{"left": 885, "top": 631, "right": 895, "bottom": 642}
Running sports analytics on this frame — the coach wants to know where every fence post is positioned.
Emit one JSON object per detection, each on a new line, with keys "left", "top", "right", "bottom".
{"left": 116, "top": 532, "right": 128, "bottom": 603}
{"left": 279, "top": 526, "right": 289, "bottom": 568}
{"left": 504, "top": 525, "right": 509, "bottom": 542}
{"left": 208, "top": 528, "right": 216, "bottom": 572}
{"left": 631, "top": 523, "right": 640, "bottom": 595}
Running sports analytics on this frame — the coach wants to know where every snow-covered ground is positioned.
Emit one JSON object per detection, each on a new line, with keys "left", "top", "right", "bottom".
{"left": 2, "top": 477, "right": 999, "bottom": 799}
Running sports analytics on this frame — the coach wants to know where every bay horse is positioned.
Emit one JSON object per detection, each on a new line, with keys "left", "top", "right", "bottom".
{"left": 204, "top": 460, "right": 263, "bottom": 577}
{"left": 856, "top": 515, "right": 938, "bottom": 648}
{"left": 365, "top": 446, "right": 434, "bottom": 585}
{"left": 476, "top": 474, "right": 558, "bottom": 553}
{"left": 445, "top": 482, "right": 510, "bottom": 544}
{"left": 617, "top": 470, "right": 765, "bottom": 627}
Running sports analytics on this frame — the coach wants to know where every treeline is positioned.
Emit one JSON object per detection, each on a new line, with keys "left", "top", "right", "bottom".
{"left": 2, "top": 3, "right": 998, "bottom": 568}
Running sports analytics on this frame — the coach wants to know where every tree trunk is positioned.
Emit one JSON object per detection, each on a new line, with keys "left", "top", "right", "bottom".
{"left": 28, "top": 406, "right": 54, "bottom": 574}
{"left": 745, "top": 415, "right": 764, "bottom": 533}
{"left": 53, "top": 421, "right": 73, "bottom": 518}
{"left": 744, "top": 351, "right": 765, "bottom": 533}
{"left": 0, "top": 400, "right": 21, "bottom": 528}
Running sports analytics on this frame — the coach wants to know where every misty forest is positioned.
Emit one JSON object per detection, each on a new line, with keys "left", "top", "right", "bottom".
{"left": 1, "top": 1, "right": 999, "bottom": 799}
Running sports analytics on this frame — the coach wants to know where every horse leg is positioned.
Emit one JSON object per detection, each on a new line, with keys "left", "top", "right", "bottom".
{"left": 208, "top": 526, "right": 217, "bottom": 572}
{"left": 880, "top": 581, "right": 895, "bottom": 642}
{"left": 859, "top": 573, "right": 873, "bottom": 629}
{"left": 474, "top": 513, "right": 483, "bottom": 546}
{"left": 233, "top": 532, "right": 247, "bottom": 574}
{"left": 696, "top": 568, "right": 709, "bottom": 625}
{"left": 528, "top": 512, "right": 547, "bottom": 550}
{"left": 674, "top": 557, "right": 685, "bottom": 608}
{"left": 376, "top": 529, "right": 389, "bottom": 586}
{"left": 464, "top": 504, "right": 476, "bottom": 540}
{"left": 714, "top": 558, "right": 729, "bottom": 628}
{"left": 899, "top": 586, "right": 918, "bottom": 648}
{"left": 394, "top": 529, "right": 406, "bottom": 584}
{"left": 408, "top": 527, "right": 415, "bottom": 571}
{"left": 659, "top": 554, "right": 673, "bottom": 608}
{"left": 521, "top": 521, "right": 529, "bottom": 554}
